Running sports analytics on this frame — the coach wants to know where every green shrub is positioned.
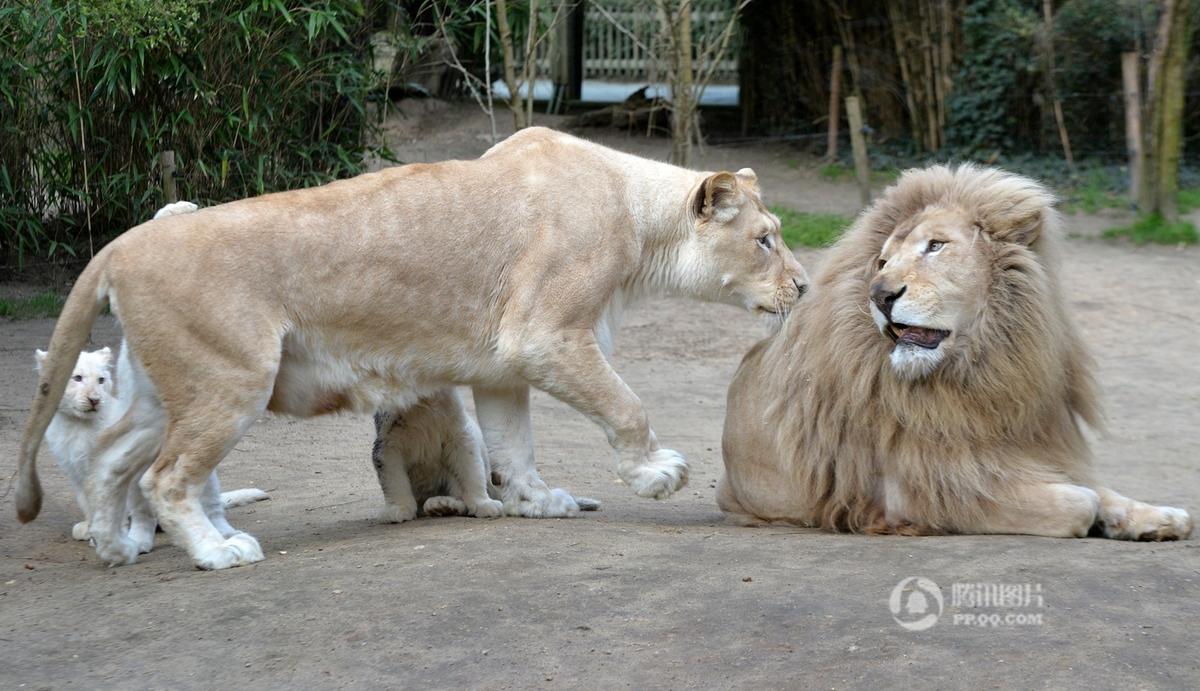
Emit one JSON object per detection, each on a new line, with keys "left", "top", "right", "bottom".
{"left": 0, "top": 0, "right": 386, "bottom": 272}
{"left": 771, "top": 205, "right": 851, "bottom": 248}
{"left": 1103, "top": 214, "right": 1199, "bottom": 245}
{"left": 0, "top": 291, "right": 66, "bottom": 320}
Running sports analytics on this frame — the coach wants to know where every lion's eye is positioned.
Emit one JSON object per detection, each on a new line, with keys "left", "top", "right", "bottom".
{"left": 756, "top": 235, "right": 773, "bottom": 250}
{"left": 72, "top": 375, "right": 83, "bottom": 382}
{"left": 877, "top": 257, "right": 887, "bottom": 270}
{"left": 927, "top": 240, "right": 945, "bottom": 253}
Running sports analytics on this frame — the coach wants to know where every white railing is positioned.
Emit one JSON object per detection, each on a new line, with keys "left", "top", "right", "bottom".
{"left": 537, "top": 0, "right": 740, "bottom": 84}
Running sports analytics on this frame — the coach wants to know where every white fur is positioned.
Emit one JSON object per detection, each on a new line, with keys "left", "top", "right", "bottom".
{"left": 36, "top": 345, "right": 269, "bottom": 555}
{"left": 152, "top": 201, "right": 199, "bottom": 219}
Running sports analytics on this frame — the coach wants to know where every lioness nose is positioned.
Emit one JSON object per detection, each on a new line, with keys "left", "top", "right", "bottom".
{"left": 870, "top": 283, "right": 906, "bottom": 319}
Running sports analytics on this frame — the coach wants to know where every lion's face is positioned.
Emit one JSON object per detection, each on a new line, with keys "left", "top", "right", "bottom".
{"left": 868, "top": 207, "right": 988, "bottom": 379}
{"left": 690, "top": 169, "right": 808, "bottom": 317}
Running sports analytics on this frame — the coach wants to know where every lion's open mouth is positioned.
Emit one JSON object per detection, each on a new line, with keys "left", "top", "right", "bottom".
{"left": 886, "top": 322, "right": 950, "bottom": 349}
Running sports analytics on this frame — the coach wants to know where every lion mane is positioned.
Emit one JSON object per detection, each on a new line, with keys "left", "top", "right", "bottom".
{"left": 721, "top": 164, "right": 1104, "bottom": 534}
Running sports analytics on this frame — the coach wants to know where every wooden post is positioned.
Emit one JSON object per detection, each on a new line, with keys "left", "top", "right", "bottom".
{"left": 159, "top": 150, "right": 177, "bottom": 204}
{"left": 825, "top": 45, "right": 843, "bottom": 162}
{"left": 1121, "top": 52, "right": 1144, "bottom": 206}
{"left": 845, "top": 96, "right": 870, "bottom": 207}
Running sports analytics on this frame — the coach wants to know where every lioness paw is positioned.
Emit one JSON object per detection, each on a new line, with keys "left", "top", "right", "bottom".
{"left": 94, "top": 535, "right": 140, "bottom": 567}
{"left": 193, "top": 532, "right": 264, "bottom": 570}
{"left": 621, "top": 449, "right": 689, "bottom": 500}
{"left": 502, "top": 485, "right": 580, "bottom": 518}
{"left": 71, "top": 521, "right": 91, "bottom": 541}
{"left": 1100, "top": 503, "right": 1193, "bottom": 541}
{"left": 469, "top": 498, "right": 504, "bottom": 518}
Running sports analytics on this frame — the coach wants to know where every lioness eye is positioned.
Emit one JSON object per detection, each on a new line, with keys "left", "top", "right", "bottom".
{"left": 72, "top": 375, "right": 83, "bottom": 382}
{"left": 756, "top": 235, "right": 773, "bottom": 250}
{"left": 927, "top": 240, "right": 945, "bottom": 253}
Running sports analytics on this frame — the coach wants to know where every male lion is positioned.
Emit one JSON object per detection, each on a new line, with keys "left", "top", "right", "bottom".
{"left": 16, "top": 127, "right": 807, "bottom": 569}
{"left": 720, "top": 164, "right": 1192, "bottom": 540}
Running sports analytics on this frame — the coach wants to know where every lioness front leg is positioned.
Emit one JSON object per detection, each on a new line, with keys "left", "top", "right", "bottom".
{"left": 1093, "top": 487, "right": 1193, "bottom": 541}
{"left": 520, "top": 332, "right": 688, "bottom": 501}
{"left": 474, "top": 386, "right": 581, "bottom": 517}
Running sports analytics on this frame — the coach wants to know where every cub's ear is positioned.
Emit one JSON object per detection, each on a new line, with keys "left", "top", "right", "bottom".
{"left": 97, "top": 346, "right": 113, "bottom": 364}
{"left": 693, "top": 171, "right": 742, "bottom": 221}
{"left": 34, "top": 349, "right": 47, "bottom": 371}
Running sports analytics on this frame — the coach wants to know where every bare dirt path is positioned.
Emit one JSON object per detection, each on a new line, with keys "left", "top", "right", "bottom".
{"left": 1, "top": 105, "right": 1197, "bottom": 688}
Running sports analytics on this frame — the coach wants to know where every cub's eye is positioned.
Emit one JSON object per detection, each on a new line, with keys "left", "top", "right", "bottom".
{"left": 98, "top": 377, "right": 105, "bottom": 384}
{"left": 756, "top": 235, "right": 773, "bottom": 250}
{"left": 72, "top": 375, "right": 83, "bottom": 382}
{"left": 927, "top": 239, "right": 945, "bottom": 253}
{"left": 877, "top": 257, "right": 887, "bottom": 270}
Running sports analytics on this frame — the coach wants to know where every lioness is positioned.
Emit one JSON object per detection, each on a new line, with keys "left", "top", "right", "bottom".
{"left": 17, "top": 127, "right": 807, "bottom": 569}
{"left": 721, "top": 164, "right": 1192, "bottom": 540}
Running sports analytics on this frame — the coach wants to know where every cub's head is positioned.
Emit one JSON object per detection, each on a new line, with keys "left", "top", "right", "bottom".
{"left": 35, "top": 347, "right": 113, "bottom": 419}
{"left": 865, "top": 166, "right": 1052, "bottom": 379}
{"left": 688, "top": 169, "right": 809, "bottom": 317}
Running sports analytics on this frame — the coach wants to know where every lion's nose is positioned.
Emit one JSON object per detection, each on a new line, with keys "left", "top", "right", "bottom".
{"left": 870, "top": 283, "right": 906, "bottom": 320}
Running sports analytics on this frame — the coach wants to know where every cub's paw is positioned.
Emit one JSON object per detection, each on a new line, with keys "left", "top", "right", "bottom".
{"left": 468, "top": 498, "right": 504, "bottom": 518}
{"left": 193, "top": 532, "right": 264, "bottom": 570}
{"left": 423, "top": 496, "right": 468, "bottom": 517}
{"left": 501, "top": 483, "right": 580, "bottom": 518}
{"left": 94, "top": 535, "right": 140, "bottom": 567}
{"left": 1100, "top": 503, "right": 1193, "bottom": 541}
{"left": 71, "top": 521, "right": 91, "bottom": 541}
{"left": 575, "top": 497, "right": 602, "bottom": 512}
{"left": 130, "top": 525, "right": 157, "bottom": 554}
{"left": 620, "top": 449, "right": 689, "bottom": 499}
{"left": 379, "top": 502, "right": 419, "bottom": 524}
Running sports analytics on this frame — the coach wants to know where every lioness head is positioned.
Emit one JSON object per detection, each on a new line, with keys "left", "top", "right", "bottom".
{"left": 688, "top": 168, "right": 808, "bottom": 316}
{"left": 867, "top": 183, "right": 1045, "bottom": 380}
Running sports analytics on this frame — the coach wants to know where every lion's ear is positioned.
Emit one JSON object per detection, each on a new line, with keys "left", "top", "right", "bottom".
{"left": 693, "top": 171, "right": 742, "bottom": 221}
{"left": 992, "top": 211, "right": 1043, "bottom": 246}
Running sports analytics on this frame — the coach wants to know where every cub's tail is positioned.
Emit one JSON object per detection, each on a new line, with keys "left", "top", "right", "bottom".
{"left": 220, "top": 488, "right": 271, "bottom": 509}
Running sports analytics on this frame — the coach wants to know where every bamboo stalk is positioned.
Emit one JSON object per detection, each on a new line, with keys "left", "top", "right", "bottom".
{"left": 1121, "top": 51, "right": 1144, "bottom": 205}
{"left": 1043, "top": 0, "right": 1074, "bottom": 170}
{"left": 825, "top": 45, "right": 843, "bottom": 162}
{"left": 846, "top": 96, "right": 871, "bottom": 207}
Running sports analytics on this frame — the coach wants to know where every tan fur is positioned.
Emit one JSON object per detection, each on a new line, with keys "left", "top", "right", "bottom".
{"left": 721, "top": 164, "right": 1192, "bottom": 540}
{"left": 16, "top": 127, "right": 807, "bottom": 569}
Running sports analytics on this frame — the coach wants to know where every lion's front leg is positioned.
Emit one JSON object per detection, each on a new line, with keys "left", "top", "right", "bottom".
{"left": 1093, "top": 487, "right": 1193, "bottom": 541}
{"left": 473, "top": 385, "right": 581, "bottom": 518}
{"left": 958, "top": 482, "right": 1100, "bottom": 538}
{"left": 518, "top": 332, "right": 688, "bottom": 502}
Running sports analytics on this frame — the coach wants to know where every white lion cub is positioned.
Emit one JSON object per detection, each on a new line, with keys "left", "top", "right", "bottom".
{"left": 36, "top": 347, "right": 268, "bottom": 550}
{"left": 371, "top": 388, "right": 503, "bottom": 522}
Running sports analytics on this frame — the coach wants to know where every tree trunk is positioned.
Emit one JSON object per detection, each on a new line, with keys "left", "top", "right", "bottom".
{"left": 670, "top": 1, "right": 694, "bottom": 166}
{"left": 1154, "top": 0, "right": 1190, "bottom": 221}
{"left": 495, "top": 0, "right": 527, "bottom": 130}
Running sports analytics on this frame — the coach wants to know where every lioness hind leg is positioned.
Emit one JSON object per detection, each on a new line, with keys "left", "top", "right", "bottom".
{"left": 1094, "top": 488, "right": 1193, "bottom": 541}
{"left": 961, "top": 482, "right": 1099, "bottom": 538}
{"left": 142, "top": 410, "right": 264, "bottom": 571}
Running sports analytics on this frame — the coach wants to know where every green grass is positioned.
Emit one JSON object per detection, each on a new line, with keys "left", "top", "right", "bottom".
{"left": 819, "top": 162, "right": 853, "bottom": 181}
{"left": 1179, "top": 187, "right": 1200, "bottom": 214}
{"left": 0, "top": 291, "right": 65, "bottom": 320}
{"left": 1103, "top": 214, "right": 1199, "bottom": 246}
{"left": 771, "top": 205, "right": 852, "bottom": 248}
{"left": 1060, "top": 168, "right": 1127, "bottom": 214}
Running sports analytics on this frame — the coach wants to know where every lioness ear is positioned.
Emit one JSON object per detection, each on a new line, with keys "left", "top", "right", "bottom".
{"left": 693, "top": 171, "right": 742, "bottom": 221}
{"left": 735, "top": 167, "right": 758, "bottom": 189}
{"left": 34, "top": 349, "right": 47, "bottom": 371}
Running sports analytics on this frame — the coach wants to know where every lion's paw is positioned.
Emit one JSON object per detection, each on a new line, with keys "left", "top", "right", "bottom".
{"left": 1100, "top": 503, "right": 1193, "bottom": 541}
{"left": 423, "top": 496, "right": 468, "bottom": 517}
{"left": 193, "top": 532, "right": 264, "bottom": 570}
{"left": 621, "top": 449, "right": 689, "bottom": 499}
{"left": 71, "top": 521, "right": 91, "bottom": 541}
{"left": 469, "top": 498, "right": 504, "bottom": 518}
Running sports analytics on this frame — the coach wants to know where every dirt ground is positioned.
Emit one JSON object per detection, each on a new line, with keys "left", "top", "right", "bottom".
{"left": 2, "top": 104, "right": 1198, "bottom": 688}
